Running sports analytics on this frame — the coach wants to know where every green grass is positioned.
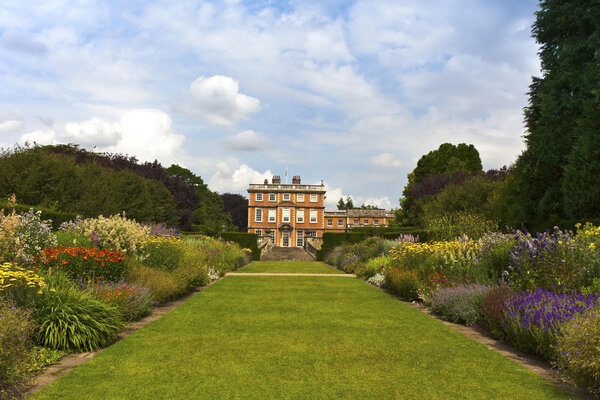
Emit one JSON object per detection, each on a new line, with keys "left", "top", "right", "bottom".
{"left": 33, "top": 276, "right": 572, "bottom": 399}
{"left": 239, "top": 260, "right": 344, "bottom": 274}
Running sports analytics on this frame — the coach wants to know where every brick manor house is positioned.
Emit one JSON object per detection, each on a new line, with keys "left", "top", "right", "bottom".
{"left": 247, "top": 175, "right": 393, "bottom": 248}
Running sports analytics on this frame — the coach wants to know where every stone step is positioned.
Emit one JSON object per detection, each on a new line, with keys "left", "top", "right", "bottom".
{"left": 260, "top": 247, "right": 315, "bottom": 261}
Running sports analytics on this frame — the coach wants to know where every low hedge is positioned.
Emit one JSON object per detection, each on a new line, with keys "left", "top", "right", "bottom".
{"left": 218, "top": 232, "right": 260, "bottom": 260}
{"left": 316, "top": 232, "right": 368, "bottom": 260}
{"left": 0, "top": 201, "right": 79, "bottom": 230}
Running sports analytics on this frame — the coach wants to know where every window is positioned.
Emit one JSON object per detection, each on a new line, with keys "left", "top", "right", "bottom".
{"left": 297, "top": 230, "right": 304, "bottom": 247}
{"left": 327, "top": 219, "right": 333, "bottom": 227}
{"left": 354, "top": 219, "right": 359, "bottom": 225}
{"left": 269, "top": 193, "right": 276, "bottom": 202}
{"left": 256, "top": 193, "right": 263, "bottom": 201}
{"left": 255, "top": 208, "right": 262, "bottom": 222}
{"left": 310, "top": 194, "right": 318, "bottom": 202}
{"left": 297, "top": 193, "right": 304, "bottom": 202}
{"left": 283, "top": 193, "right": 290, "bottom": 201}
{"left": 266, "top": 229, "right": 275, "bottom": 242}
{"left": 256, "top": 229, "right": 262, "bottom": 237}
{"left": 374, "top": 220, "right": 379, "bottom": 226}
{"left": 306, "top": 230, "right": 316, "bottom": 237}
{"left": 268, "top": 209, "right": 276, "bottom": 222}
{"left": 310, "top": 209, "right": 317, "bottom": 223}
{"left": 297, "top": 209, "right": 304, "bottom": 223}
{"left": 364, "top": 219, "right": 369, "bottom": 225}
{"left": 338, "top": 219, "right": 344, "bottom": 227}
{"left": 282, "top": 208, "right": 290, "bottom": 223}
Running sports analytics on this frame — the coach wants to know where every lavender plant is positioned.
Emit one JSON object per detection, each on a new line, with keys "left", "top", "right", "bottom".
{"left": 502, "top": 288, "right": 600, "bottom": 360}
{"left": 428, "top": 284, "right": 492, "bottom": 326}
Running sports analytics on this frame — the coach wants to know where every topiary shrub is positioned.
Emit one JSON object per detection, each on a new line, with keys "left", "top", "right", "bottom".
{"left": 556, "top": 308, "right": 600, "bottom": 398}
{"left": 33, "top": 279, "right": 123, "bottom": 352}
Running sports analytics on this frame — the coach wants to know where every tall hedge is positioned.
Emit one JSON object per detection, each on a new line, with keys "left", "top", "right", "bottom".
{"left": 0, "top": 201, "right": 79, "bottom": 230}
{"left": 219, "top": 232, "right": 260, "bottom": 261}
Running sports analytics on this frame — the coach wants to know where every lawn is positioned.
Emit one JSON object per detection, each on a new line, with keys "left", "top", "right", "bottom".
{"left": 32, "top": 273, "right": 572, "bottom": 399}
{"left": 239, "top": 260, "right": 344, "bottom": 274}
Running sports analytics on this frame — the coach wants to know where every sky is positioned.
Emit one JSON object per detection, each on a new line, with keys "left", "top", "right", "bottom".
{"left": 0, "top": 0, "right": 541, "bottom": 210}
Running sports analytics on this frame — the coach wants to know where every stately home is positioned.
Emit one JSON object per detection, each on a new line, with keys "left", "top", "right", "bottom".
{"left": 247, "top": 175, "right": 393, "bottom": 247}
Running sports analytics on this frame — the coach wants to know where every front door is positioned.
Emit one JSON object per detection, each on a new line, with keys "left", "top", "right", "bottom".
{"left": 282, "top": 231, "right": 289, "bottom": 247}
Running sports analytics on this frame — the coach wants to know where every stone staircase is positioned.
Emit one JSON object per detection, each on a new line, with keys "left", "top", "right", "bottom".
{"left": 260, "top": 247, "right": 315, "bottom": 261}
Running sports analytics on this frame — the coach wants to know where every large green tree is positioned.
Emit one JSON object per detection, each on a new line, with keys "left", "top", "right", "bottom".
{"left": 514, "top": 0, "right": 600, "bottom": 224}
{"left": 399, "top": 143, "right": 482, "bottom": 225}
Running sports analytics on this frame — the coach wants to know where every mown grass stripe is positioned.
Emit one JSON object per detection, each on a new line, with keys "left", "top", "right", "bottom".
{"left": 32, "top": 274, "right": 572, "bottom": 400}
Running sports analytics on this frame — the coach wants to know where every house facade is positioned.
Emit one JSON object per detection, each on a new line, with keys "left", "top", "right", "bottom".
{"left": 248, "top": 175, "right": 396, "bottom": 247}
{"left": 247, "top": 175, "right": 326, "bottom": 248}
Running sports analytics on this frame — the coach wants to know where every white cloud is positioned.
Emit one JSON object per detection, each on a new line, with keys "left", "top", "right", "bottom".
{"left": 369, "top": 153, "right": 408, "bottom": 169}
{"left": 220, "top": 130, "right": 268, "bottom": 152}
{"left": 0, "top": 120, "right": 23, "bottom": 133}
{"left": 19, "top": 129, "right": 58, "bottom": 145}
{"left": 179, "top": 75, "right": 260, "bottom": 126}
{"left": 353, "top": 195, "right": 394, "bottom": 210}
{"left": 20, "top": 109, "right": 185, "bottom": 166}
{"left": 64, "top": 118, "right": 121, "bottom": 147}
{"left": 208, "top": 157, "right": 272, "bottom": 193}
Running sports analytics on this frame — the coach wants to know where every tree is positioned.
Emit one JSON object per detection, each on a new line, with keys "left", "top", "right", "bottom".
{"left": 220, "top": 193, "right": 248, "bottom": 231}
{"left": 336, "top": 197, "right": 346, "bottom": 210}
{"left": 345, "top": 196, "right": 354, "bottom": 210}
{"left": 399, "top": 143, "right": 483, "bottom": 225}
{"left": 513, "top": 0, "right": 600, "bottom": 225}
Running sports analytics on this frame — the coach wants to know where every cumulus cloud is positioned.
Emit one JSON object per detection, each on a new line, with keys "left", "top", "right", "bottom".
{"left": 369, "top": 153, "right": 408, "bottom": 169}
{"left": 0, "top": 120, "right": 23, "bottom": 134}
{"left": 20, "top": 109, "right": 185, "bottom": 166}
{"left": 220, "top": 130, "right": 268, "bottom": 152}
{"left": 208, "top": 158, "right": 272, "bottom": 193}
{"left": 19, "top": 129, "right": 58, "bottom": 145}
{"left": 64, "top": 118, "right": 122, "bottom": 147}
{"left": 179, "top": 75, "right": 260, "bottom": 126}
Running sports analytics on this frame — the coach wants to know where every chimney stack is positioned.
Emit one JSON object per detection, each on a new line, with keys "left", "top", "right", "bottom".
{"left": 272, "top": 175, "right": 281, "bottom": 184}
{"left": 292, "top": 175, "right": 301, "bottom": 184}
{"left": 264, "top": 179, "right": 268, "bottom": 185}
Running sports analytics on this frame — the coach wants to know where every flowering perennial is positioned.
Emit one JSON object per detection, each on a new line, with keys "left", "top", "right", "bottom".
{"left": 502, "top": 288, "right": 600, "bottom": 359}
{"left": 41, "top": 247, "right": 126, "bottom": 281}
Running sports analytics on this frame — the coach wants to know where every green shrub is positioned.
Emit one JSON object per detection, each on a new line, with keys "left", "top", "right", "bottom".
{"left": 125, "top": 263, "right": 188, "bottom": 304}
{"left": 33, "top": 279, "right": 123, "bottom": 352}
{"left": 55, "top": 230, "right": 92, "bottom": 248}
{"left": 358, "top": 255, "right": 393, "bottom": 280}
{"left": 138, "top": 235, "right": 186, "bottom": 272}
{"left": 218, "top": 232, "right": 259, "bottom": 260}
{"left": 385, "top": 266, "right": 421, "bottom": 301}
{"left": 172, "top": 246, "right": 210, "bottom": 290}
{"left": 427, "top": 284, "right": 492, "bottom": 326}
{"left": 556, "top": 308, "right": 600, "bottom": 398}
{"left": 476, "top": 232, "right": 514, "bottom": 281}
{"left": 580, "top": 278, "right": 600, "bottom": 296}
{"left": 317, "top": 232, "right": 367, "bottom": 260}
{"left": 0, "top": 301, "right": 36, "bottom": 397}
{"left": 423, "top": 211, "right": 498, "bottom": 241}
{"left": 481, "top": 286, "right": 514, "bottom": 338}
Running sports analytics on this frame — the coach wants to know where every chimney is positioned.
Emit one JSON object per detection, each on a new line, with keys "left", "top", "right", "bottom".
{"left": 264, "top": 179, "right": 268, "bottom": 185}
{"left": 272, "top": 175, "right": 281, "bottom": 184}
{"left": 292, "top": 175, "right": 301, "bottom": 184}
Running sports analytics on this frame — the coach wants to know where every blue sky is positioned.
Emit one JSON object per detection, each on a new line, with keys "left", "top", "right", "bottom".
{"left": 0, "top": 0, "right": 541, "bottom": 209}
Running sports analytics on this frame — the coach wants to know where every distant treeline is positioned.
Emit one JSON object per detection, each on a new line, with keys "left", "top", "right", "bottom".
{"left": 0, "top": 144, "right": 247, "bottom": 232}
